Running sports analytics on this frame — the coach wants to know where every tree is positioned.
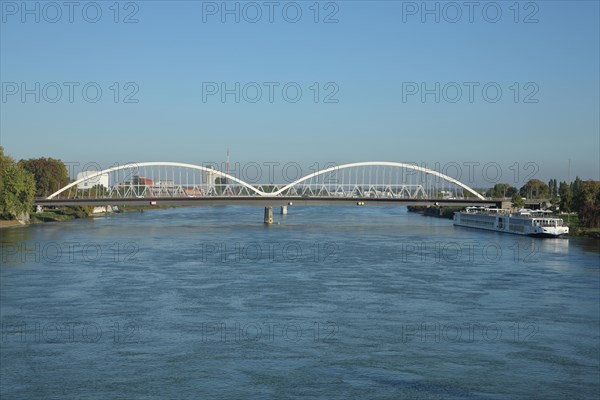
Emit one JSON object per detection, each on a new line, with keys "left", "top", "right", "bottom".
{"left": 0, "top": 147, "right": 36, "bottom": 220}
{"left": 548, "top": 179, "right": 558, "bottom": 198}
{"left": 572, "top": 177, "right": 583, "bottom": 204}
{"left": 519, "top": 179, "right": 549, "bottom": 199}
{"left": 90, "top": 184, "right": 108, "bottom": 198}
{"left": 512, "top": 193, "right": 525, "bottom": 208}
{"left": 558, "top": 181, "right": 572, "bottom": 212}
{"left": 548, "top": 178, "right": 559, "bottom": 204}
{"left": 18, "top": 157, "right": 69, "bottom": 198}
{"left": 572, "top": 179, "right": 600, "bottom": 228}
{"left": 463, "top": 189, "right": 482, "bottom": 198}
{"left": 487, "top": 183, "right": 517, "bottom": 198}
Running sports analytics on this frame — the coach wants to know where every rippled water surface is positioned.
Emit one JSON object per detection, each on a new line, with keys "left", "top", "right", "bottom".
{"left": 1, "top": 207, "right": 599, "bottom": 399}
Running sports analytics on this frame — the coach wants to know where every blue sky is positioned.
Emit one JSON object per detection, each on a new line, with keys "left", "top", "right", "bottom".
{"left": 1, "top": 0, "right": 598, "bottom": 185}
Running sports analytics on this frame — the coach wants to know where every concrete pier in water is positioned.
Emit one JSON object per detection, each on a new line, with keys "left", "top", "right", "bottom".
{"left": 264, "top": 207, "right": 273, "bottom": 224}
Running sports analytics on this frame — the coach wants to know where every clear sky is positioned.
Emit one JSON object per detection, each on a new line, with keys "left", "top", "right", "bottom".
{"left": 1, "top": 0, "right": 599, "bottom": 186}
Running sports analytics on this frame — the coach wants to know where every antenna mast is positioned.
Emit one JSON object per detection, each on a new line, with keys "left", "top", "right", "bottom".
{"left": 226, "top": 148, "right": 230, "bottom": 177}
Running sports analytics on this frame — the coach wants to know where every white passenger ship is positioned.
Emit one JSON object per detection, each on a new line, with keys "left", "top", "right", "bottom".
{"left": 453, "top": 208, "right": 569, "bottom": 237}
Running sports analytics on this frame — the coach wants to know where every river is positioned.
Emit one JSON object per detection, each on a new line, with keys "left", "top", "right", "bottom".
{"left": 1, "top": 206, "right": 599, "bottom": 399}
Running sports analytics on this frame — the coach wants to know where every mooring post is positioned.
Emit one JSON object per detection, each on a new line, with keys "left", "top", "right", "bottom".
{"left": 264, "top": 207, "right": 273, "bottom": 224}
{"left": 280, "top": 206, "right": 288, "bottom": 215}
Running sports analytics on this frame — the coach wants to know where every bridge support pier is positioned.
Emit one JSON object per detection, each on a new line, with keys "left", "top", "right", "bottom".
{"left": 280, "top": 206, "right": 288, "bottom": 215}
{"left": 264, "top": 207, "right": 273, "bottom": 224}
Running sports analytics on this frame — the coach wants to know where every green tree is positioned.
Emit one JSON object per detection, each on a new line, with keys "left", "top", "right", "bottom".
{"left": 548, "top": 178, "right": 559, "bottom": 204}
{"left": 519, "top": 179, "right": 549, "bottom": 199}
{"left": 558, "top": 181, "right": 572, "bottom": 212}
{"left": 90, "top": 184, "right": 108, "bottom": 198}
{"left": 571, "top": 177, "right": 583, "bottom": 204}
{"left": 548, "top": 179, "right": 558, "bottom": 198}
{"left": 261, "top": 185, "right": 276, "bottom": 193}
{"left": 18, "top": 157, "right": 69, "bottom": 198}
{"left": 487, "top": 183, "right": 517, "bottom": 198}
{"left": 0, "top": 147, "right": 36, "bottom": 220}
{"left": 572, "top": 179, "right": 600, "bottom": 228}
{"left": 463, "top": 189, "right": 483, "bottom": 198}
{"left": 511, "top": 193, "right": 525, "bottom": 208}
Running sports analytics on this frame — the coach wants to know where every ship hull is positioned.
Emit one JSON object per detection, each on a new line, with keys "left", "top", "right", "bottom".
{"left": 453, "top": 210, "right": 569, "bottom": 238}
{"left": 454, "top": 223, "right": 566, "bottom": 238}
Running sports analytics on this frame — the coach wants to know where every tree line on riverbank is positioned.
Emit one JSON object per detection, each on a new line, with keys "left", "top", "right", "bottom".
{"left": 1, "top": 147, "right": 599, "bottom": 228}
{"left": 1, "top": 147, "right": 69, "bottom": 221}
{"left": 485, "top": 179, "right": 600, "bottom": 228}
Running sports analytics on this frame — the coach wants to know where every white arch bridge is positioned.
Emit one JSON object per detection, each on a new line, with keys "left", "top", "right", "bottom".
{"left": 36, "top": 162, "right": 502, "bottom": 214}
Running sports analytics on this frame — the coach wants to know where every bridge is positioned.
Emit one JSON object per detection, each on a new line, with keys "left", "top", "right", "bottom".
{"left": 35, "top": 161, "right": 504, "bottom": 223}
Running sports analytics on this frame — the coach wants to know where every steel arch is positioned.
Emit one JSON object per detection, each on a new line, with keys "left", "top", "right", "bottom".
{"left": 272, "top": 162, "right": 485, "bottom": 200}
{"left": 46, "top": 162, "right": 265, "bottom": 199}
{"left": 48, "top": 161, "right": 485, "bottom": 200}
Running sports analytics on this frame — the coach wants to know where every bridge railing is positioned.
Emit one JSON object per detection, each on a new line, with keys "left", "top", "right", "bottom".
{"left": 54, "top": 183, "right": 474, "bottom": 200}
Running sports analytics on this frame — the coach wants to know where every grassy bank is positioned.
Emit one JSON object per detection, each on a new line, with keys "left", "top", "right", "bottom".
{"left": 1, "top": 204, "right": 181, "bottom": 227}
{"left": 558, "top": 214, "right": 600, "bottom": 238}
{"left": 30, "top": 207, "right": 90, "bottom": 223}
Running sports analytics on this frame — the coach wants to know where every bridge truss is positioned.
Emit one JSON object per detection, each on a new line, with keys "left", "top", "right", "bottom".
{"left": 46, "top": 162, "right": 485, "bottom": 201}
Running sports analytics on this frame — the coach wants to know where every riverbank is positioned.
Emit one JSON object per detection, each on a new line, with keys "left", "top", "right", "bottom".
{"left": 30, "top": 207, "right": 90, "bottom": 223}
{"left": 0, "top": 204, "right": 180, "bottom": 228}
{"left": 406, "top": 205, "right": 462, "bottom": 219}
{"left": 560, "top": 214, "right": 600, "bottom": 238}
{"left": 407, "top": 206, "right": 600, "bottom": 238}
{"left": 0, "top": 220, "right": 27, "bottom": 228}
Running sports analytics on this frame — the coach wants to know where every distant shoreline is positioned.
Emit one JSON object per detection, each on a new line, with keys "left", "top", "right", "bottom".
{"left": 0, "top": 205, "right": 177, "bottom": 229}
{"left": 3, "top": 205, "right": 599, "bottom": 238}
{"left": 407, "top": 206, "right": 600, "bottom": 239}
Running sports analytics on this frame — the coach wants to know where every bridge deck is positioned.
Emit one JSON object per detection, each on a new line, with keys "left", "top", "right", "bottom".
{"left": 35, "top": 197, "right": 501, "bottom": 208}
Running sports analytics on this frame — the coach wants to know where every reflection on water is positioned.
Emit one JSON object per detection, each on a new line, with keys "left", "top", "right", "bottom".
{"left": 1, "top": 206, "right": 599, "bottom": 399}
{"left": 570, "top": 236, "right": 600, "bottom": 255}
